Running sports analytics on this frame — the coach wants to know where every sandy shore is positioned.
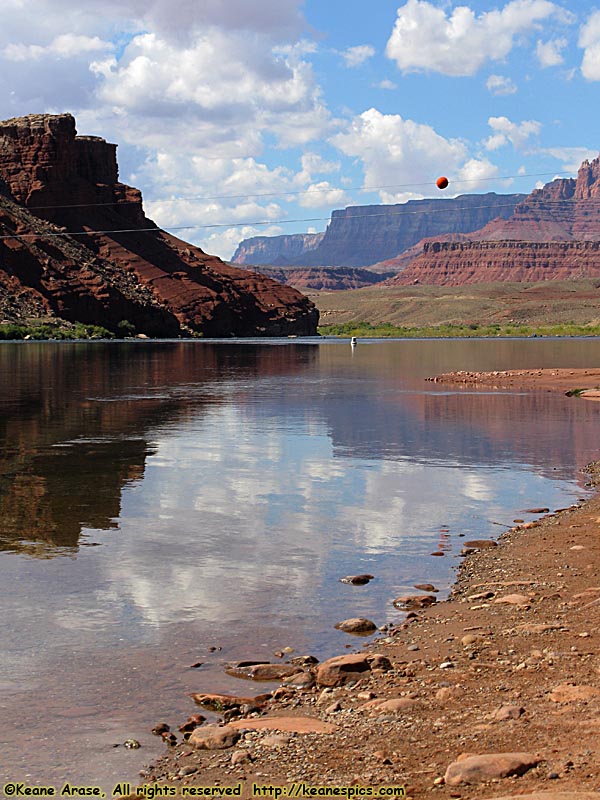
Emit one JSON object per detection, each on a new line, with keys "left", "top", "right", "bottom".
{"left": 140, "top": 370, "right": 600, "bottom": 800}
{"left": 426, "top": 368, "right": 600, "bottom": 398}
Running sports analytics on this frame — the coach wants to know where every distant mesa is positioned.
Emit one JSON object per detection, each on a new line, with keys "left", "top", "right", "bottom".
{"left": 0, "top": 113, "right": 319, "bottom": 336}
{"left": 232, "top": 192, "right": 525, "bottom": 270}
{"left": 233, "top": 153, "right": 600, "bottom": 289}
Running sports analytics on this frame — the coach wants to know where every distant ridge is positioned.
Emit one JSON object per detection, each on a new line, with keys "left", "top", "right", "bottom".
{"left": 233, "top": 193, "right": 525, "bottom": 268}
{"left": 387, "top": 154, "right": 600, "bottom": 286}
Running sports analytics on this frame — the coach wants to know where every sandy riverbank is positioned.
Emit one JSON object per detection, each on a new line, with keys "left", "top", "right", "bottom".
{"left": 140, "top": 370, "right": 600, "bottom": 800}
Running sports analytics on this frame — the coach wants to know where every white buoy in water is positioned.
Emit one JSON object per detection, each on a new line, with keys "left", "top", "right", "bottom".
{"left": 350, "top": 337, "right": 357, "bottom": 347}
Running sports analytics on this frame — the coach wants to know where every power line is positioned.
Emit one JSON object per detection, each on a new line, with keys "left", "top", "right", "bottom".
{"left": 1, "top": 196, "right": 598, "bottom": 242}
{"left": 25, "top": 169, "right": 574, "bottom": 212}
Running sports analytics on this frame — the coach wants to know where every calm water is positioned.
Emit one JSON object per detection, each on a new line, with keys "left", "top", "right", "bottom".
{"left": 2, "top": 338, "right": 600, "bottom": 787}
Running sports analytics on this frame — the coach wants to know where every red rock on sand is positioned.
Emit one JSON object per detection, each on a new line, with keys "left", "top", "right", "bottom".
{"left": 444, "top": 752, "right": 541, "bottom": 785}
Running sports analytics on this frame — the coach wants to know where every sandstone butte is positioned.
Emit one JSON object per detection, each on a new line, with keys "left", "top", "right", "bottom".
{"left": 0, "top": 113, "right": 319, "bottom": 337}
{"left": 384, "top": 153, "right": 600, "bottom": 286}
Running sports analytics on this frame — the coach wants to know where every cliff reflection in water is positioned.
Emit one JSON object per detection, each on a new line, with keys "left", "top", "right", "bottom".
{"left": 2, "top": 339, "right": 600, "bottom": 560}
{"left": 0, "top": 342, "right": 318, "bottom": 556}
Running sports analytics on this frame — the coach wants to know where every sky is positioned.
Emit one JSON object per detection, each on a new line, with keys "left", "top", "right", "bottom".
{"left": 0, "top": 0, "right": 599, "bottom": 260}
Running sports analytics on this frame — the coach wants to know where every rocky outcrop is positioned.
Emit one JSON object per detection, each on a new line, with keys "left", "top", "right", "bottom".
{"left": 231, "top": 232, "right": 324, "bottom": 266}
{"left": 0, "top": 114, "right": 318, "bottom": 336}
{"left": 387, "top": 239, "right": 600, "bottom": 286}
{"left": 386, "top": 155, "right": 600, "bottom": 285}
{"left": 477, "top": 157, "right": 600, "bottom": 242}
{"left": 236, "top": 265, "right": 391, "bottom": 291}
{"left": 0, "top": 192, "right": 182, "bottom": 334}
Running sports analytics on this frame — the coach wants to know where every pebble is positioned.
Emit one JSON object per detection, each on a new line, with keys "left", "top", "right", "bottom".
{"left": 151, "top": 723, "right": 170, "bottom": 736}
{"left": 231, "top": 750, "right": 251, "bottom": 767}
{"left": 188, "top": 724, "right": 241, "bottom": 750}
{"left": 260, "top": 734, "right": 292, "bottom": 748}
{"left": 178, "top": 766, "right": 198, "bottom": 777}
{"left": 463, "top": 539, "right": 498, "bottom": 549}
{"left": 340, "top": 574, "right": 374, "bottom": 585}
{"left": 334, "top": 617, "right": 378, "bottom": 634}
{"left": 494, "top": 593, "right": 532, "bottom": 606}
{"left": 492, "top": 704, "right": 525, "bottom": 721}
{"left": 393, "top": 594, "right": 437, "bottom": 610}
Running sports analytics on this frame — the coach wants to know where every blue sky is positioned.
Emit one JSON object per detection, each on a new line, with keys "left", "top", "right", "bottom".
{"left": 0, "top": 0, "right": 598, "bottom": 258}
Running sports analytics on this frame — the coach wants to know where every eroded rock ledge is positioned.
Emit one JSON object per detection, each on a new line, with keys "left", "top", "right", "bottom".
{"left": 0, "top": 113, "right": 319, "bottom": 336}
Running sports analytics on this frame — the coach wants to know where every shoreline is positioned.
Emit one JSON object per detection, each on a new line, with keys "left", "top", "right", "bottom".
{"left": 141, "top": 371, "right": 600, "bottom": 800}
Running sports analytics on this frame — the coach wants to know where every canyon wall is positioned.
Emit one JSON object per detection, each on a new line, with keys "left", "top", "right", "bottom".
{"left": 231, "top": 232, "right": 324, "bottom": 266}
{"left": 0, "top": 114, "right": 318, "bottom": 336}
{"left": 233, "top": 193, "right": 525, "bottom": 268}
{"left": 386, "top": 155, "right": 600, "bottom": 285}
{"left": 387, "top": 239, "right": 600, "bottom": 286}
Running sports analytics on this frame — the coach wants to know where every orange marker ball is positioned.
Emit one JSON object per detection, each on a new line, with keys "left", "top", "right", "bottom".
{"left": 436, "top": 176, "right": 449, "bottom": 190}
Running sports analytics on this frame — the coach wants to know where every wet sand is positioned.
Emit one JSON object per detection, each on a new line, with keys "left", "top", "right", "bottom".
{"left": 141, "top": 370, "right": 600, "bottom": 799}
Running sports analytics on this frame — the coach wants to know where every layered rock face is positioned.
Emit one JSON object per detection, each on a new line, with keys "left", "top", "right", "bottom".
{"left": 478, "top": 158, "right": 600, "bottom": 242}
{"left": 231, "top": 232, "right": 324, "bottom": 266}
{"left": 234, "top": 193, "right": 524, "bottom": 268}
{"left": 232, "top": 194, "right": 524, "bottom": 269}
{"left": 388, "top": 155, "right": 600, "bottom": 285}
{"left": 0, "top": 114, "right": 318, "bottom": 336}
{"left": 387, "top": 240, "right": 600, "bottom": 286}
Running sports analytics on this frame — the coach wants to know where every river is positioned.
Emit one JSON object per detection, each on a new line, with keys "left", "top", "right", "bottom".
{"left": 1, "top": 338, "right": 600, "bottom": 788}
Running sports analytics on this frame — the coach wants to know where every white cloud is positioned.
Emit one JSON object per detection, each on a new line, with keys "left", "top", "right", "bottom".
{"left": 536, "top": 36, "right": 567, "bottom": 66}
{"left": 486, "top": 74, "right": 518, "bottom": 95}
{"left": 296, "top": 152, "right": 340, "bottom": 182}
{"left": 377, "top": 78, "right": 398, "bottom": 90}
{"left": 87, "top": 29, "right": 332, "bottom": 153}
{"left": 580, "top": 10, "right": 600, "bottom": 80}
{"left": 484, "top": 116, "right": 542, "bottom": 150}
{"left": 135, "top": 150, "right": 342, "bottom": 256}
{"left": 341, "top": 44, "right": 376, "bottom": 68}
{"left": 456, "top": 157, "right": 500, "bottom": 187}
{"left": 0, "top": 0, "right": 319, "bottom": 146}
{"left": 541, "top": 146, "right": 599, "bottom": 172}
{"left": 386, "top": 0, "right": 571, "bottom": 77}
{"left": 297, "top": 182, "right": 351, "bottom": 209}
{"left": 11, "top": 0, "right": 306, "bottom": 43}
{"left": 3, "top": 34, "right": 110, "bottom": 62}
{"left": 331, "top": 107, "right": 495, "bottom": 203}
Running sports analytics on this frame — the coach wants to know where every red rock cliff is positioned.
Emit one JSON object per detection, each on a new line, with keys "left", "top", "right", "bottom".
{"left": 388, "top": 239, "right": 600, "bottom": 286}
{"left": 0, "top": 114, "right": 318, "bottom": 336}
{"left": 387, "top": 155, "right": 600, "bottom": 285}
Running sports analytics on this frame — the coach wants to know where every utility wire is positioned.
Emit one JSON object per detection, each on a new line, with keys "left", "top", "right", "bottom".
{"left": 1, "top": 194, "right": 598, "bottom": 243}
{"left": 25, "top": 169, "right": 574, "bottom": 212}
{"left": 0, "top": 199, "right": 569, "bottom": 241}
